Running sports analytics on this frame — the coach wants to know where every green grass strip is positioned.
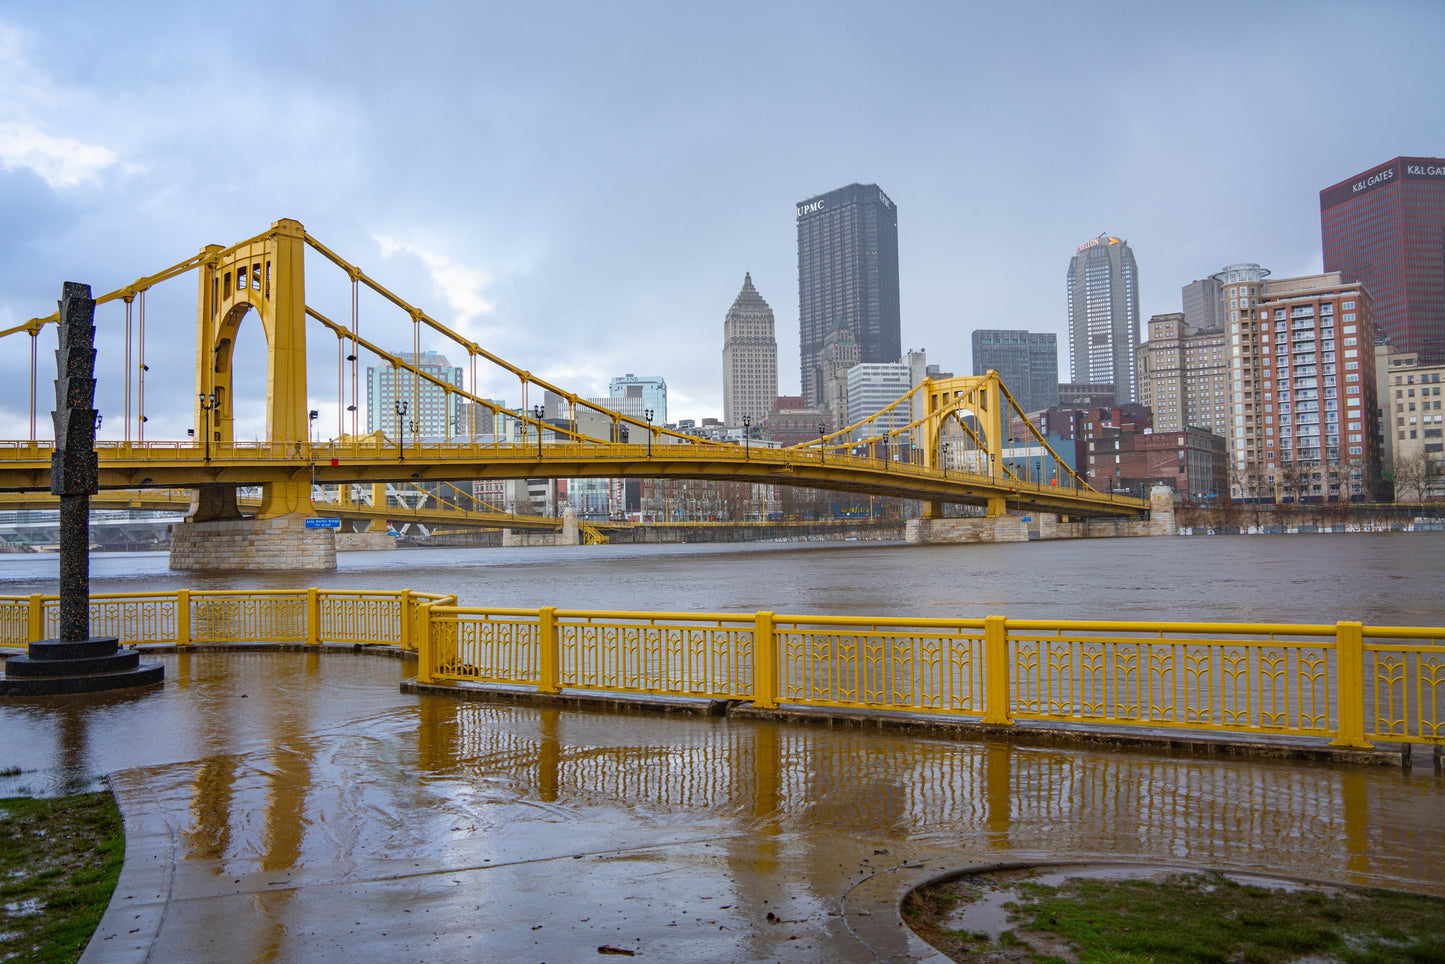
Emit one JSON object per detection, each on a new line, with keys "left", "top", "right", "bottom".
{"left": 0, "top": 792, "right": 125, "bottom": 964}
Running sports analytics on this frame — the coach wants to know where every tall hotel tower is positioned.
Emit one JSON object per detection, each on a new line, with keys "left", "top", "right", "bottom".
{"left": 1066, "top": 234, "right": 1140, "bottom": 402}
{"left": 1321, "top": 157, "right": 1445, "bottom": 362}
{"left": 721, "top": 273, "right": 779, "bottom": 427}
{"left": 796, "top": 184, "right": 901, "bottom": 407}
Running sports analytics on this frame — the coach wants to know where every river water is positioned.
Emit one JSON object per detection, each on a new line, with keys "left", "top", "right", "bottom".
{"left": 1, "top": 534, "right": 1441, "bottom": 961}
{"left": 2, "top": 530, "right": 1443, "bottom": 625}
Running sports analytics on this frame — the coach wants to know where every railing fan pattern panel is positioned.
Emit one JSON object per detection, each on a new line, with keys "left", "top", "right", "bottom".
{"left": 189, "top": 592, "right": 306, "bottom": 643}
{"left": 319, "top": 592, "right": 403, "bottom": 645}
{"left": 1008, "top": 625, "right": 1337, "bottom": 736}
{"left": 557, "top": 613, "right": 755, "bottom": 699}
{"left": 1365, "top": 629, "right": 1445, "bottom": 744}
{"left": 43, "top": 594, "right": 180, "bottom": 646}
{"left": 432, "top": 608, "right": 540, "bottom": 684}
{"left": 0, "top": 599, "right": 29, "bottom": 648}
{"left": 776, "top": 619, "right": 986, "bottom": 713}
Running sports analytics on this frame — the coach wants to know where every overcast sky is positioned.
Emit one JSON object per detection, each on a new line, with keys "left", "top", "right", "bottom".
{"left": 1, "top": 1, "right": 1442, "bottom": 439}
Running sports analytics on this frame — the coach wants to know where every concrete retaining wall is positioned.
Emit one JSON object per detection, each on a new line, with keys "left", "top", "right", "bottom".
{"left": 335, "top": 531, "right": 396, "bottom": 552}
{"left": 169, "top": 515, "right": 336, "bottom": 571}
{"left": 501, "top": 508, "right": 580, "bottom": 547}
{"left": 905, "top": 516, "right": 1028, "bottom": 544}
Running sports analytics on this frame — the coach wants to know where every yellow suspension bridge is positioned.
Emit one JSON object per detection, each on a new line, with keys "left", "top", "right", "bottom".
{"left": 0, "top": 218, "right": 1147, "bottom": 523}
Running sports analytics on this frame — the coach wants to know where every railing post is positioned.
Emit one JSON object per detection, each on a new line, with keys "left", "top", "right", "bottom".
{"left": 305, "top": 588, "right": 321, "bottom": 646}
{"left": 1331, "top": 621, "right": 1371, "bottom": 748}
{"left": 753, "top": 611, "right": 778, "bottom": 709}
{"left": 538, "top": 606, "right": 560, "bottom": 694}
{"left": 27, "top": 593, "right": 44, "bottom": 642}
{"left": 415, "top": 601, "right": 435, "bottom": 684}
{"left": 400, "top": 590, "right": 414, "bottom": 649}
{"left": 176, "top": 590, "right": 191, "bottom": 647}
{"left": 983, "top": 615, "right": 1013, "bottom": 725}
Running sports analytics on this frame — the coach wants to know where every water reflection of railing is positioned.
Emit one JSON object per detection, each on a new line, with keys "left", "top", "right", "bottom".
{"left": 415, "top": 702, "right": 1420, "bottom": 880}
{"left": 0, "top": 591, "right": 1440, "bottom": 748}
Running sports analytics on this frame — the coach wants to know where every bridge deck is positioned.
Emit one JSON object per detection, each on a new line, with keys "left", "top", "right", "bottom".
{"left": 0, "top": 440, "right": 1147, "bottom": 518}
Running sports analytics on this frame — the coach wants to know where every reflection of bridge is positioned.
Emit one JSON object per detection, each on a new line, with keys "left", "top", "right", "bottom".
{"left": 0, "top": 219, "right": 1151, "bottom": 566}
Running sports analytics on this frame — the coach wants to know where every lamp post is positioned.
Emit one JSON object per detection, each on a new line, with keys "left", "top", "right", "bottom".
{"left": 942, "top": 441, "right": 949, "bottom": 478}
{"left": 742, "top": 415, "right": 751, "bottom": 460}
{"left": 198, "top": 392, "right": 217, "bottom": 463}
{"left": 817, "top": 423, "right": 827, "bottom": 463}
{"left": 394, "top": 399, "right": 407, "bottom": 461}
{"left": 645, "top": 408, "right": 655, "bottom": 459}
{"left": 532, "top": 404, "right": 545, "bottom": 459}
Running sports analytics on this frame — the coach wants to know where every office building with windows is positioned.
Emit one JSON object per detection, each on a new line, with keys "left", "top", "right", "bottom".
{"left": 366, "top": 351, "right": 463, "bottom": 438}
{"left": 1215, "top": 263, "right": 1272, "bottom": 493}
{"left": 609, "top": 374, "right": 667, "bottom": 428}
{"left": 1066, "top": 234, "right": 1140, "bottom": 402}
{"left": 971, "top": 329, "right": 1059, "bottom": 413}
{"left": 797, "top": 183, "right": 901, "bottom": 406}
{"left": 1181, "top": 276, "right": 1225, "bottom": 331}
{"left": 1385, "top": 352, "right": 1445, "bottom": 500}
{"left": 1321, "top": 156, "right": 1445, "bottom": 362}
{"left": 721, "top": 273, "right": 778, "bottom": 427}
{"left": 845, "top": 362, "right": 913, "bottom": 441}
{"left": 1241, "top": 273, "right": 1380, "bottom": 501}
{"left": 1137, "top": 313, "right": 1229, "bottom": 436}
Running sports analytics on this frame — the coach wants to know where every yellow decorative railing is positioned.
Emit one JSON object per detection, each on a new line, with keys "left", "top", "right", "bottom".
{"left": 1, "top": 592, "right": 1440, "bottom": 748}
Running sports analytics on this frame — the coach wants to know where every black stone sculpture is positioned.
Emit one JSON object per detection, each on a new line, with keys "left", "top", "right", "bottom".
{"left": 1, "top": 283, "right": 163, "bottom": 696}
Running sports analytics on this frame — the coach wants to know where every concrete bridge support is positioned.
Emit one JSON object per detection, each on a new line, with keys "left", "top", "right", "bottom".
{"left": 905, "top": 486, "right": 1177, "bottom": 545}
{"left": 502, "top": 508, "right": 581, "bottom": 547}
{"left": 170, "top": 514, "right": 336, "bottom": 571}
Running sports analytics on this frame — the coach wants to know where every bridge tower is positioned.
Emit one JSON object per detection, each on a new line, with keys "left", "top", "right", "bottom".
{"left": 190, "top": 218, "right": 311, "bottom": 521}
{"left": 171, "top": 219, "right": 334, "bottom": 569}
{"left": 918, "top": 372, "right": 1008, "bottom": 518}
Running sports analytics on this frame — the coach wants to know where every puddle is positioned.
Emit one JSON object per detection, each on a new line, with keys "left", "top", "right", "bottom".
{"left": 939, "top": 863, "right": 1345, "bottom": 940}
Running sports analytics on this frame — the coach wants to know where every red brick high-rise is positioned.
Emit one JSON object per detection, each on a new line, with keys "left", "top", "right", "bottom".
{"left": 1320, "top": 157, "right": 1445, "bottom": 362}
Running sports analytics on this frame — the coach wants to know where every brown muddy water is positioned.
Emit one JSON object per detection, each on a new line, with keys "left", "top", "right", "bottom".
{"left": 0, "top": 535, "right": 1441, "bottom": 961}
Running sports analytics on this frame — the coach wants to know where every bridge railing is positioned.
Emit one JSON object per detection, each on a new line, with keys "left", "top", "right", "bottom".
{"left": 2, "top": 592, "right": 1436, "bottom": 747}
{"left": 0, "top": 437, "right": 1150, "bottom": 510}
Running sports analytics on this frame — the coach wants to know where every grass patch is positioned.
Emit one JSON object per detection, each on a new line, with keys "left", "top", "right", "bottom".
{"left": 0, "top": 792, "right": 125, "bottom": 963}
{"left": 905, "top": 870, "right": 1445, "bottom": 964}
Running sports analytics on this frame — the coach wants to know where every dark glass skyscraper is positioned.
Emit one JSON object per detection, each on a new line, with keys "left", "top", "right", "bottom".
{"left": 1321, "top": 156, "right": 1445, "bottom": 362}
{"left": 797, "top": 184, "right": 901, "bottom": 406}
{"left": 971, "top": 329, "right": 1059, "bottom": 413}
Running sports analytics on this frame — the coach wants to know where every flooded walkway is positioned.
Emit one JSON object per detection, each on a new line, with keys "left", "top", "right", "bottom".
{"left": 2, "top": 649, "right": 1442, "bottom": 963}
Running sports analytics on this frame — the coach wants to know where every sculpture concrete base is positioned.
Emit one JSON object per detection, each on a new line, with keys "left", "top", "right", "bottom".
{"left": 1, "top": 636, "right": 163, "bottom": 696}
{"left": 170, "top": 514, "right": 337, "bottom": 571}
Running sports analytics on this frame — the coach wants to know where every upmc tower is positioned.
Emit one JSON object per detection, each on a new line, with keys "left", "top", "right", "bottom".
{"left": 796, "top": 183, "right": 901, "bottom": 407}
{"left": 1321, "top": 156, "right": 1445, "bottom": 362}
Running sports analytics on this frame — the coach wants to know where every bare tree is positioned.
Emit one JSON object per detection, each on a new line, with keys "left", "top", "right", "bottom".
{"left": 1393, "top": 453, "right": 1429, "bottom": 503}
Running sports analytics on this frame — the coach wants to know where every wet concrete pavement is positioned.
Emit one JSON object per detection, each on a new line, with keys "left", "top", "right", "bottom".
{"left": 2, "top": 649, "right": 1442, "bottom": 963}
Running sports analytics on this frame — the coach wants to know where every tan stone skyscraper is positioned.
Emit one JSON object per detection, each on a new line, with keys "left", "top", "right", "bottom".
{"left": 722, "top": 274, "right": 778, "bottom": 427}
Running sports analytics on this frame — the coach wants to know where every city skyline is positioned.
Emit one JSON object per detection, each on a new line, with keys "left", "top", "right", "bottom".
{"left": 0, "top": 4, "right": 1441, "bottom": 439}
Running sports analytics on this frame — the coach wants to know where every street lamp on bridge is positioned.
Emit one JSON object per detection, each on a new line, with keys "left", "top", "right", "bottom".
{"left": 531, "top": 405, "right": 545, "bottom": 458}
{"left": 394, "top": 399, "right": 407, "bottom": 461}
{"left": 742, "top": 415, "right": 751, "bottom": 460}
{"left": 645, "top": 409, "right": 655, "bottom": 458}
{"left": 942, "top": 441, "right": 949, "bottom": 478}
{"left": 817, "top": 423, "right": 827, "bottom": 463}
{"left": 198, "top": 392, "right": 217, "bottom": 464}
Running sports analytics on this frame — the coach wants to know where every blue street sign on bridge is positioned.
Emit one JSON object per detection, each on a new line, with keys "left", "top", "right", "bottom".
{"left": 304, "top": 517, "right": 342, "bottom": 529}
